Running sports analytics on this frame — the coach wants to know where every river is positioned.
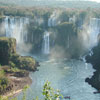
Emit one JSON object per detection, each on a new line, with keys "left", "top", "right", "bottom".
{"left": 17, "top": 54, "right": 100, "bottom": 100}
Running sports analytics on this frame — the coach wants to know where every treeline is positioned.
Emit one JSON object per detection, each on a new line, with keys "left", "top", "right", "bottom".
{"left": 0, "top": 4, "right": 100, "bottom": 18}
{"left": 0, "top": 0, "right": 100, "bottom": 8}
{"left": 0, "top": 5, "right": 53, "bottom": 17}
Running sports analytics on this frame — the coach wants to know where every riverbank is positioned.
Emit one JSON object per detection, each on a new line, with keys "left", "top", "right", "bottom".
{"left": 0, "top": 66, "right": 32, "bottom": 98}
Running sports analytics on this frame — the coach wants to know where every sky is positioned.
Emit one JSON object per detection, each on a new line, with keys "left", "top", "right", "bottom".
{"left": 39, "top": 0, "right": 100, "bottom": 2}
{"left": 89, "top": 0, "right": 100, "bottom": 3}
{"left": 61, "top": 0, "right": 100, "bottom": 3}
{"left": 0, "top": 0, "right": 100, "bottom": 3}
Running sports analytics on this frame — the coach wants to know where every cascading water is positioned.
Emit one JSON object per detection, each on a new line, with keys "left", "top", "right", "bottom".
{"left": 5, "top": 17, "right": 11, "bottom": 37}
{"left": 80, "top": 18, "right": 100, "bottom": 63}
{"left": 67, "top": 35, "right": 70, "bottom": 48}
{"left": 89, "top": 18, "right": 100, "bottom": 48}
{"left": 4, "top": 16, "right": 29, "bottom": 43}
{"left": 86, "top": 18, "right": 100, "bottom": 57}
{"left": 43, "top": 31, "right": 50, "bottom": 54}
{"left": 48, "top": 16, "right": 56, "bottom": 27}
{"left": 48, "top": 11, "right": 60, "bottom": 27}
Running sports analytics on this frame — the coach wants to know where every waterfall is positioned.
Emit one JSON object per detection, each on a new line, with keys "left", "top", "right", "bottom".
{"left": 43, "top": 31, "right": 50, "bottom": 54}
{"left": 80, "top": 18, "right": 100, "bottom": 51}
{"left": 67, "top": 35, "right": 69, "bottom": 48}
{"left": 48, "top": 16, "right": 56, "bottom": 27}
{"left": 48, "top": 11, "right": 60, "bottom": 27}
{"left": 87, "top": 18, "right": 100, "bottom": 56}
{"left": 5, "top": 17, "right": 11, "bottom": 37}
{"left": 4, "top": 16, "right": 29, "bottom": 44}
{"left": 80, "top": 18, "right": 100, "bottom": 63}
{"left": 89, "top": 18, "right": 100, "bottom": 48}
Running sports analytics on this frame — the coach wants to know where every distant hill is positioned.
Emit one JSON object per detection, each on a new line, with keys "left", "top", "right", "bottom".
{"left": 0, "top": 0, "right": 100, "bottom": 8}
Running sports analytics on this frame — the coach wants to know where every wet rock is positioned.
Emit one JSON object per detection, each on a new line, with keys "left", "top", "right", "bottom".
{"left": 86, "top": 42, "right": 100, "bottom": 91}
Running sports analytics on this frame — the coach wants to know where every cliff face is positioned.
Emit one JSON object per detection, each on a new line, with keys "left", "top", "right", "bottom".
{"left": 86, "top": 42, "right": 100, "bottom": 91}
{"left": 0, "top": 37, "right": 38, "bottom": 71}
{"left": 0, "top": 37, "right": 16, "bottom": 65}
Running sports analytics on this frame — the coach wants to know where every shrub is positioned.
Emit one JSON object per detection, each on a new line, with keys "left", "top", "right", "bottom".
{"left": 42, "top": 81, "right": 63, "bottom": 100}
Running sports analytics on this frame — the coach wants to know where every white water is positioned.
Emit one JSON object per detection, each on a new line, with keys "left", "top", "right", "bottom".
{"left": 5, "top": 17, "right": 11, "bottom": 37}
{"left": 89, "top": 18, "right": 100, "bottom": 48}
{"left": 48, "top": 12, "right": 56, "bottom": 27}
{"left": 43, "top": 31, "right": 50, "bottom": 54}
{"left": 80, "top": 18, "right": 100, "bottom": 62}
{"left": 4, "top": 16, "right": 29, "bottom": 43}
{"left": 48, "top": 11, "right": 60, "bottom": 27}
{"left": 67, "top": 35, "right": 70, "bottom": 48}
{"left": 84, "top": 18, "right": 100, "bottom": 49}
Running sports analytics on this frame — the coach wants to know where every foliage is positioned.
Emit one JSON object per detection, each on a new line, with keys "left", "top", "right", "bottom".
{"left": 11, "top": 56, "right": 36, "bottom": 71}
{"left": 9, "top": 61, "right": 15, "bottom": 68}
{"left": 0, "top": 77, "right": 9, "bottom": 95}
{"left": 7, "top": 67, "right": 20, "bottom": 73}
{"left": 22, "top": 85, "right": 29, "bottom": 100}
{"left": 0, "top": 69, "right": 8, "bottom": 93}
{"left": 42, "top": 81, "right": 63, "bottom": 100}
{"left": 0, "top": 77, "right": 8, "bottom": 86}
{"left": 0, "top": 70, "right": 5, "bottom": 77}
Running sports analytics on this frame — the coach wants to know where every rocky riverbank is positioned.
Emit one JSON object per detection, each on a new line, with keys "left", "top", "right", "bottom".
{"left": 85, "top": 41, "right": 100, "bottom": 92}
{"left": 1, "top": 66, "right": 32, "bottom": 97}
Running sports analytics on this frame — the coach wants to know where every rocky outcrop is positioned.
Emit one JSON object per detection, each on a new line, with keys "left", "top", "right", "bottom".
{"left": 0, "top": 37, "right": 16, "bottom": 65}
{"left": 0, "top": 37, "right": 38, "bottom": 71}
{"left": 86, "top": 42, "right": 100, "bottom": 91}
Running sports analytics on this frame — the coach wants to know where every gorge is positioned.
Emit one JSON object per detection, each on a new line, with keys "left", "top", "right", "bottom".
{"left": 0, "top": 5, "right": 100, "bottom": 100}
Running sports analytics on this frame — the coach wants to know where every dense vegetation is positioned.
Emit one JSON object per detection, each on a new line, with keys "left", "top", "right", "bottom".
{"left": 0, "top": 37, "right": 37, "bottom": 71}
{"left": 0, "top": 68, "right": 9, "bottom": 95}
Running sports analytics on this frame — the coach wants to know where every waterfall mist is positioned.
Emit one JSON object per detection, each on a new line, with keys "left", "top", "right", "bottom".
{"left": 50, "top": 45, "right": 71, "bottom": 59}
{"left": 78, "top": 17, "right": 100, "bottom": 54}
{"left": 3, "top": 16, "right": 33, "bottom": 54}
{"left": 1, "top": 11, "right": 100, "bottom": 59}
